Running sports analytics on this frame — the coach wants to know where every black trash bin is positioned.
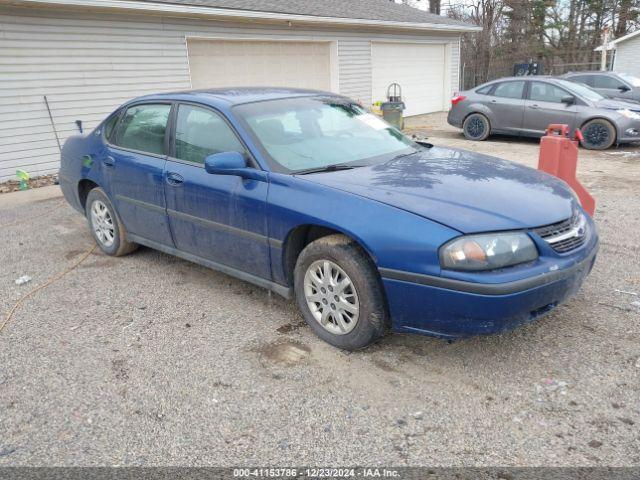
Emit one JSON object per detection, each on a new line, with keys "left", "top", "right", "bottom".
{"left": 381, "top": 83, "right": 405, "bottom": 130}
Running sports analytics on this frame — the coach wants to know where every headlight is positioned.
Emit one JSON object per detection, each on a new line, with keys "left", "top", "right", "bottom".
{"left": 616, "top": 109, "right": 640, "bottom": 120}
{"left": 440, "top": 232, "right": 538, "bottom": 271}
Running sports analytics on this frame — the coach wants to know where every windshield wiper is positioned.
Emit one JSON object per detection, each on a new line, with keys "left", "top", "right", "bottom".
{"left": 390, "top": 149, "right": 419, "bottom": 161}
{"left": 294, "top": 163, "right": 360, "bottom": 175}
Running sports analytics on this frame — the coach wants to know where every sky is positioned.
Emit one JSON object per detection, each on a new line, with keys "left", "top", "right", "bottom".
{"left": 394, "top": 0, "right": 463, "bottom": 15}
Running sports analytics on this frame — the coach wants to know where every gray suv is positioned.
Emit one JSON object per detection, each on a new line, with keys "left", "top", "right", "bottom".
{"left": 563, "top": 71, "right": 640, "bottom": 102}
{"left": 447, "top": 76, "right": 640, "bottom": 149}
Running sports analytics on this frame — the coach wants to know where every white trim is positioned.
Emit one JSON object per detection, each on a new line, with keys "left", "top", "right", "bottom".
{"left": 329, "top": 41, "right": 340, "bottom": 94}
{"left": 442, "top": 43, "right": 452, "bottom": 111}
{"left": 184, "top": 36, "right": 193, "bottom": 90}
{"left": 187, "top": 34, "right": 334, "bottom": 43}
{"left": 4, "top": 0, "right": 482, "bottom": 32}
{"left": 610, "top": 29, "right": 640, "bottom": 46}
{"left": 360, "top": 37, "right": 459, "bottom": 45}
{"left": 458, "top": 36, "right": 462, "bottom": 91}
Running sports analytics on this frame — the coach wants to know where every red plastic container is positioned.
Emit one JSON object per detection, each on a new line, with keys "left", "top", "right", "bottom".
{"left": 538, "top": 124, "right": 595, "bottom": 217}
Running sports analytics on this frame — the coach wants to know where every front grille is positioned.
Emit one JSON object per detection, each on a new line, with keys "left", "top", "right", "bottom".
{"left": 533, "top": 213, "right": 588, "bottom": 253}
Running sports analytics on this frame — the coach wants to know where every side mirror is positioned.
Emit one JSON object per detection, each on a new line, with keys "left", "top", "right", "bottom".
{"left": 204, "top": 151, "right": 266, "bottom": 181}
{"left": 204, "top": 151, "right": 246, "bottom": 174}
{"left": 618, "top": 85, "right": 631, "bottom": 92}
{"left": 561, "top": 95, "right": 576, "bottom": 105}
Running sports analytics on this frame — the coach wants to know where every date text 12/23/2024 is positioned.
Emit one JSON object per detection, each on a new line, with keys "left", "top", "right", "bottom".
{"left": 233, "top": 468, "right": 400, "bottom": 478}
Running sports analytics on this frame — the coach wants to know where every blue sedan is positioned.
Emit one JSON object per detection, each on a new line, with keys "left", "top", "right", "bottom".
{"left": 59, "top": 88, "right": 598, "bottom": 350}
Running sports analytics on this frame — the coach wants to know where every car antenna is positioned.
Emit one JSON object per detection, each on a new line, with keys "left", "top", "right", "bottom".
{"left": 43, "top": 95, "right": 62, "bottom": 153}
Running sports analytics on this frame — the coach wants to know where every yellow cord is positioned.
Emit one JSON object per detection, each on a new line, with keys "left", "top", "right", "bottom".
{"left": 0, "top": 243, "right": 97, "bottom": 335}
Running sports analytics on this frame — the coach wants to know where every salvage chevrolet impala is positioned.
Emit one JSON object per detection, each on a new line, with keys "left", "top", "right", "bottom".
{"left": 59, "top": 88, "right": 598, "bottom": 350}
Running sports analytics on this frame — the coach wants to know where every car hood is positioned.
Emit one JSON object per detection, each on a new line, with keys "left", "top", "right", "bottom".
{"left": 594, "top": 98, "right": 640, "bottom": 110}
{"left": 301, "top": 146, "right": 575, "bottom": 233}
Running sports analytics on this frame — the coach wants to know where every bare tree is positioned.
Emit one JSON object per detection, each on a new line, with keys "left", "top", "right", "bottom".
{"left": 443, "top": 0, "right": 640, "bottom": 87}
{"left": 397, "top": 0, "right": 440, "bottom": 14}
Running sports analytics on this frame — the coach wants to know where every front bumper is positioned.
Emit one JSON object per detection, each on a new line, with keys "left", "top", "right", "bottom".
{"left": 380, "top": 236, "right": 598, "bottom": 339}
{"left": 615, "top": 117, "right": 640, "bottom": 143}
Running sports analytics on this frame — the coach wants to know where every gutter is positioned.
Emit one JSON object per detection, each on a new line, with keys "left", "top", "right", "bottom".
{"left": 3, "top": 0, "right": 482, "bottom": 33}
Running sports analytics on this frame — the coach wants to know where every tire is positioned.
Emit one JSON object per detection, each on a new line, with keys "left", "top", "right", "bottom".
{"left": 462, "top": 113, "right": 491, "bottom": 141}
{"left": 85, "top": 187, "right": 138, "bottom": 256}
{"left": 294, "top": 234, "right": 388, "bottom": 350}
{"left": 580, "top": 119, "right": 616, "bottom": 150}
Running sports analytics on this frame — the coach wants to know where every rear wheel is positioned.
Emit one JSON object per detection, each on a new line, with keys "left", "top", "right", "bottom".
{"left": 462, "top": 113, "right": 491, "bottom": 141}
{"left": 294, "top": 234, "right": 388, "bottom": 350}
{"left": 85, "top": 188, "right": 137, "bottom": 256}
{"left": 580, "top": 119, "right": 616, "bottom": 150}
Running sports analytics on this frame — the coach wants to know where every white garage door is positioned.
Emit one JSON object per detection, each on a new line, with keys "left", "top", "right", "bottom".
{"left": 188, "top": 39, "right": 332, "bottom": 91}
{"left": 372, "top": 42, "right": 446, "bottom": 117}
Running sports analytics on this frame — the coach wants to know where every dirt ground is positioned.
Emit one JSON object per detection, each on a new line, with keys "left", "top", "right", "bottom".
{"left": 0, "top": 174, "right": 58, "bottom": 194}
{"left": 0, "top": 113, "right": 639, "bottom": 467}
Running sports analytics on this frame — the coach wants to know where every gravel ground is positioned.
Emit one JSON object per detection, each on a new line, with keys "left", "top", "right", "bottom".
{"left": 0, "top": 116, "right": 639, "bottom": 467}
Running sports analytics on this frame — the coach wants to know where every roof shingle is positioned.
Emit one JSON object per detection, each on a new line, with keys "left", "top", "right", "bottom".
{"left": 137, "top": 0, "right": 475, "bottom": 29}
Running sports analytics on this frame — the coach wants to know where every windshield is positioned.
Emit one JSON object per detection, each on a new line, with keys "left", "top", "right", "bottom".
{"left": 557, "top": 79, "right": 605, "bottom": 101}
{"left": 619, "top": 73, "right": 640, "bottom": 87}
{"left": 234, "top": 96, "right": 417, "bottom": 173}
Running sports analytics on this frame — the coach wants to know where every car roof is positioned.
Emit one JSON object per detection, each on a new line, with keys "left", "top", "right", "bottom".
{"left": 129, "top": 87, "right": 340, "bottom": 107}
{"left": 487, "top": 75, "right": 559, "bottom": 82}
{"left": 475, "top": 76, "right": 564, "bottom": 88}
{"left": 564, "top": 71, "right": 619, "bottom": 77}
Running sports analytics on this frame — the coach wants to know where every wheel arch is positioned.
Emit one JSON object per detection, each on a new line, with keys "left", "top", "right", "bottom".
{"left": 463, "top": 110, "right": 492, "bottom": 131}
{"left": 281, "top": 224, "right": 378, "bottom": 289}
{"left": 78, "top": 178, "right": 100, "bottom": 210}
{"left": 580, "top": 116, "right": 618, "bottom": 141}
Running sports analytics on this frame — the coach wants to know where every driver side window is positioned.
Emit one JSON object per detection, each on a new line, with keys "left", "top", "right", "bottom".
{"left": 592, "top": 75, "right": 627, "bottom": 89}
{"left": 174, "top": 105, "right": 246, "bottom": 164}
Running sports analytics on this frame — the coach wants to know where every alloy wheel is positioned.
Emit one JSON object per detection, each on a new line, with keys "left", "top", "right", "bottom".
{"left": 466, "top": 116, "right": 485, "bottom": 138}
{"left": 90, "top": 200, "right": 115, "bottom": 248}
{"left": 303, "top": 260, "right": 360, "bottom": 335}
{"left": 583, "top": 123, "right": 610, "bottom": 148}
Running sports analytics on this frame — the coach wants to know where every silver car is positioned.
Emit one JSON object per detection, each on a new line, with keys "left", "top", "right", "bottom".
{"left": 563, "top": 71, "right": 640, "bottom": 102}
{"left": 447, "top": 76, "right": 640, "bottom": 149}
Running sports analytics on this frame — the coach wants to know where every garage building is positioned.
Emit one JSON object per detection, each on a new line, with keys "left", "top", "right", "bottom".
{"left": 611, "top": 29, "right": 640, "bottom": 78}
{"left": 0, "top": 0, "right": 479, "bottom": 181}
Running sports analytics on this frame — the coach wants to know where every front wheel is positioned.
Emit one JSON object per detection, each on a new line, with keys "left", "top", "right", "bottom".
{"left": 462, "top": 113, "right": 491, "bottom": 141}
{"left": 85, "top": 188, "right": 138, "bottom": 256}
{"left": 294, "top": 234, "right": 388, "bottom": 350}
{"left": 580, "top": 119, "right": 616, "bottom": 150}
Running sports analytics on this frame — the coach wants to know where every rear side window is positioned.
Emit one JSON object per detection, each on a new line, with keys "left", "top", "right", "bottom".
{"left": 530, "top": 82, "right": 569, "bottom": 103}
{"left": 174, "top": 104, "right": 246, "bottom": 164}
{"left": 103, "top": 112, "right": 121, "bottom": 142}
{"left": 569, "top": 75, "right": 593, "bottom": 87}
{"left": 112, "top": 104, "right": 171, "bottom": 156}
{"left": 476, "top": 85, "right": 493, "bottom": 95}
{"left": 493, "top": 81, "right": 525, "bottom": 99}
{"left": 592, "top": 75, "right": 627, "bottom": 89}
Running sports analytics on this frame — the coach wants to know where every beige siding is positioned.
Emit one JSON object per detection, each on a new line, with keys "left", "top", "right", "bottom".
{"left": 0, "top": 5, "right": 461, "bottom": 181}
{"left": 614, "top": 36, "right": 640, "bottom": 77}
{"left": 188, "top": 39, "right": 332, "bottom": 90}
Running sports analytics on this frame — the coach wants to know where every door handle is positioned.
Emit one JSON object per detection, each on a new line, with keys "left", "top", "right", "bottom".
{"left": 529, "top": 104, "right": 540, "bottom": 110}
{"left": 103, "top": 156, "right": 115, "bottom": 167}
{"left": 166, "top": 172, "right": 184, "bottom": 186}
